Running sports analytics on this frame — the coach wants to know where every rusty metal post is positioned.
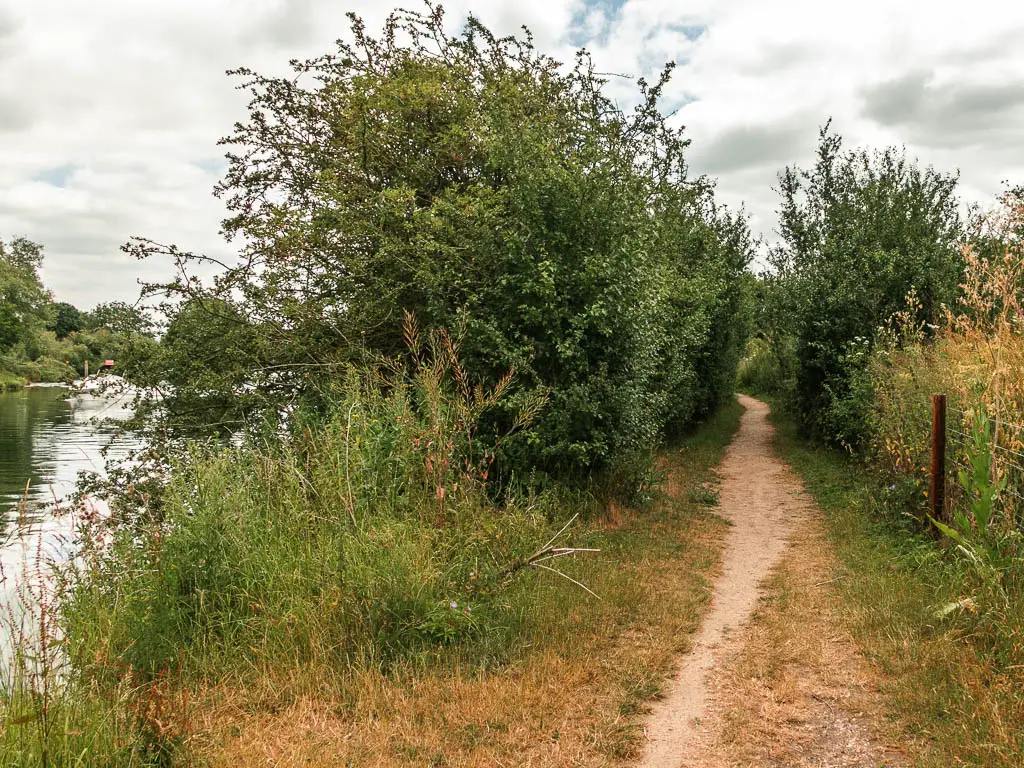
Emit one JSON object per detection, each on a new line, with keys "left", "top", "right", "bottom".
{"left": 931, "top": 393, "right": 947, "bottom": 522}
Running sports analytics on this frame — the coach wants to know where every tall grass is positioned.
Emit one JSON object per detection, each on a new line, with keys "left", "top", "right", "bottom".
{"left": 74, "top": 325, "right": 568, "bottom": 664}
{"left": 870, "top": 192, "right": 1024, "bottom": 534}
{"left": 1, "top": 325, "right": 589, "bottom": 764}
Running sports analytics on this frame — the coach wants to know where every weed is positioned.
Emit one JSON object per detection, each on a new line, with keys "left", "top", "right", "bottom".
{"left": 685, "top": 481, "right": 720, "bottom": 507}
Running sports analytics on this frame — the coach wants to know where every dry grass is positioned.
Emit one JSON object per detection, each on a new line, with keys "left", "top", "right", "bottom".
{"left": 871, "top": 189, "right": 1024, "bottom": 531}
{"left": 696, "top": 515, "right": 908, "bottom": 768}
{"left": 153, "top": 406, "right": 743, "bottom": 766}
{"left": 773, "top": 407, "right": 1024, "bottom": 767}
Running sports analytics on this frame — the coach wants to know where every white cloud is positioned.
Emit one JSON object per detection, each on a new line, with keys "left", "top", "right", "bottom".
{"left": 1, "top": 0, "right": 1022, "bottom": 306}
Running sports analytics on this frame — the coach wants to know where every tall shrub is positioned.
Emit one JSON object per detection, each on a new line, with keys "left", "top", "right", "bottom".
{"left": 769, "top": 124, "right": 962, "bottom": 446}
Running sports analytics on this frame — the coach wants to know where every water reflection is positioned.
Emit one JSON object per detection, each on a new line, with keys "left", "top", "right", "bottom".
{"left": 0, "top": 385, "right": 141, "bottom": 671}
{"left": 0, "top": 386, "right": 135, "bottom": 527}
{"left": 0, "top": 384, "right": 138, "bottom": 584}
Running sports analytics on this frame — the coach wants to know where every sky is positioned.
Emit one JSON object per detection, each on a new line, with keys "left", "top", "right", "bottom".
{"left": 2, "top": 0, "right": 1023, "bottom": 308}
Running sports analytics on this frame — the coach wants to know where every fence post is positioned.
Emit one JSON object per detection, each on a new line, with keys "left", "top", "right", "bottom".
{"left": 931, "top": 393, "right": 947, "bottom": 522}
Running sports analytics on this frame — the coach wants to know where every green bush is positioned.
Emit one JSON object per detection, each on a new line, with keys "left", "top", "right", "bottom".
{"left": 768, "top": 125, "right": 962, "bottom": 447}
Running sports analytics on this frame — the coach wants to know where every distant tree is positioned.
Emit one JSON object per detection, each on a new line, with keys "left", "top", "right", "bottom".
{"left": 85, "top": 301, "right": 155, "bottom": 337}
{"left": 50, "top": 301, "right": 84, "bottom": 339}
{"left": 769, "top": 124, "right": 962, "bottom": 446}
{"left": 0, "top": 237, "right": 52, "bottom": 352}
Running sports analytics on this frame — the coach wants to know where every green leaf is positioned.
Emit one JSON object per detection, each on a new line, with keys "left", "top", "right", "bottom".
{"left": 928, "top": 515, "right": 967, "bottom": 547}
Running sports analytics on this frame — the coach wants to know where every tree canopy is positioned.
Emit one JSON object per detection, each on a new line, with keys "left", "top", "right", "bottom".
{"left": 125, "top": 6, "right": 752, "bottom": 487}
{"left": 49, "top": 302, "right": 84, "bottom": 339}
{"left": 85, "top": 301, "right": 155, "bottom": 338}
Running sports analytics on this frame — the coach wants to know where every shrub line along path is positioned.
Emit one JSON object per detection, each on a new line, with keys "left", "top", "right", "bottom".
{"left": 638, "top": 394, "right": 897, "bottom": 767}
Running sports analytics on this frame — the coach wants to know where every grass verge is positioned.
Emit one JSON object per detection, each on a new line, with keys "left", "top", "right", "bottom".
{"left": 769, "top": 403, "right": 1024, "bottom": 768}
{"left": 188, "top": 398, "right": 742, "bottom": 766}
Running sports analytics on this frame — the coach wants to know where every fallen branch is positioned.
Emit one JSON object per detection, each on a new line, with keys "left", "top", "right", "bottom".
{"left": 532, "top": 563, "right": 602, "bottom": 600}
{"left": 812, "top": 576, "right": 847, "bottom": 587}
{"left": 501, "top": 512, "right": 602, "bottom": 598}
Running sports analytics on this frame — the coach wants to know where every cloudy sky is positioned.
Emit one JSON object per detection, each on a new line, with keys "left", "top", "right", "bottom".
{"left": 2, "top": 0, "right": 1023, "bottom": 308}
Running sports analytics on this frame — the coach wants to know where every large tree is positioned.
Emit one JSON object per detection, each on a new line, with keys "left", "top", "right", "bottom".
{"left": 49, "top": 301, "right": 84, "bottom": 339}
{"left": 85, "top": 301, "right": 155, "bottom": 337}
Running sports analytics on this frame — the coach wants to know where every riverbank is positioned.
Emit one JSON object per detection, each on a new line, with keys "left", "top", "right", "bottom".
{"left": 0, "top": 361, "right": 77, "bottom": 391}
{"left": 0, "top": 398, "right": 742, "bottom": 766}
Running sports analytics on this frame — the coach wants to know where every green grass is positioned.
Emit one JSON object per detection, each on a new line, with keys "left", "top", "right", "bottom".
{"left": 767, "top": 401, "right": 1024, "bottom": 768}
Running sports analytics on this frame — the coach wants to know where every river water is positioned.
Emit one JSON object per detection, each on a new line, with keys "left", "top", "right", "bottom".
{"left": 0, "top": 385, "right": 139, "bottom": 651}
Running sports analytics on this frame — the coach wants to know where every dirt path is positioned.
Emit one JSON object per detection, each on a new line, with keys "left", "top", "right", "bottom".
{"left": 638, "top": 394, "right": 902, "bottom": 768}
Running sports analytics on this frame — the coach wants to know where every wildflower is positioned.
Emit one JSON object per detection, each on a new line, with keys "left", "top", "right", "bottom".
{"left": 450, "top": 601, "right": 458, "bottom": 609}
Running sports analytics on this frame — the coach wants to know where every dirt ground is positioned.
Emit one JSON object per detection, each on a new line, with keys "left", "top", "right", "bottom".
{"left": 639, "top": 395, "right": 906, "bottom": 768}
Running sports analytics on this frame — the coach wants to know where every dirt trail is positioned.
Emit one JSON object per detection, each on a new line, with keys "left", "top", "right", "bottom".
{"left": 639, "top": 394, "right": 903, "bottom": 768}
{"left": 639, "top": 394, "right": 808, "bottom": 766}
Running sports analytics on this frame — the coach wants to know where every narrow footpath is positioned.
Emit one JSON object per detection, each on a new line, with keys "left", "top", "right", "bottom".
{"left": 639, "top": 394, "right": 905, "bottom": 768}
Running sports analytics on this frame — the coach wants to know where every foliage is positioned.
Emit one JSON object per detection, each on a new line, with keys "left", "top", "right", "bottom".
{"left": 0, "top": 554, "right": 161, "bottom": 767}
{"left": 125, "top": 5, "right": 751, "bottom": 491}
{"left": 767, "top": 124, "right": 962, "bottom": 447}
{"left": 123, "top": 297, "right": 266, "bottom": 437}
{"left": 736, "top": 335, "right": 793, "bottom": 397}
{"left": 48, "top": 301, "right": 84, "bottom": 339}
{"left": 948, "top": 408, "right": 1004, "bottom": 543}
{"left": 4, "top": 380, "right": 743, "bottom": 767}
{"left": 64, "top": 331, "right": 557, "bottom": 682}
{"left": 927, "top": 405, "right": 1019, "bottom": 604}
{"left": 869, "top": 188, "right": 1024, "bottom": 539}
{"left": 0, "top": 237, "right": 52, "bottom": 354}
{"left": 84, "top": 301, "right": 155, "bottom": 338}
{"left": 0, "top": 7, "right": 759, "bottom": 763}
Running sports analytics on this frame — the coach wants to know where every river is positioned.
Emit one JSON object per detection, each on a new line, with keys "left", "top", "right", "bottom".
{"left": 0, "top": 385, "right": 140, "bottom": 657}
